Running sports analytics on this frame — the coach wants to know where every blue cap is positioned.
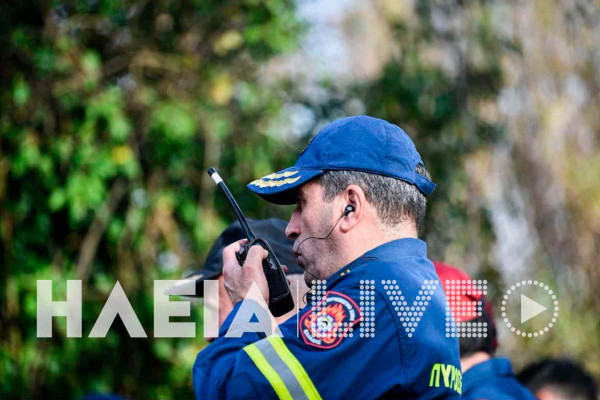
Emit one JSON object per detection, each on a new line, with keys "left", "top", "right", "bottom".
{"left": 247, "top": 115, "right": 435, "bottom": 204}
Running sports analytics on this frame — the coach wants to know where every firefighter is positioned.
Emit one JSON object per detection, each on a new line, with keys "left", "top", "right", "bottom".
{"left": 193, "top": 116, "right": 461, "bottom": 399}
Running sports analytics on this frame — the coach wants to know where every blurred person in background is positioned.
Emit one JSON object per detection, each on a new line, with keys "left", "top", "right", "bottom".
{"left": 169, "top": 218, "right": 308, "bottom": 338}
{"left": 518, "top": 358, "right": 598, "bottom": 400}
{"left": 435, "top": 261, "right": 537, "bottom": 400}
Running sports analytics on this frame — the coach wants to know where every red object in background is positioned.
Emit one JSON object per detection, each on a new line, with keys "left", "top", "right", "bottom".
{"left": 434, "top": 261, "right": 484, "bottom": 323}
{"left": 433, "top": 261, "right": 498, "bottom": 350}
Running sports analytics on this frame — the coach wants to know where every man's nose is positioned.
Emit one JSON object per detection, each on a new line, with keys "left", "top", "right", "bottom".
{"left": 286, "top": 210, "right": 300, "bottom": 240}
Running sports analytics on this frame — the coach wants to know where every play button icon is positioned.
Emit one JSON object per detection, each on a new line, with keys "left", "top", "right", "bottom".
{"left": 520, "top": 294, "right": 547, "bottom": 323}
{"left": 501, "top": 280, "right": 559, "bottom": 338}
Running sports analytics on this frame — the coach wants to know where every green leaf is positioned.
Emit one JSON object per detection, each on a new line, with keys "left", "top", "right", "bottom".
{"left": 150, "top": 101, "right": 196, "bottom": 141}
{"left": 48, "top": 189, "right": 66, "bottom": 211}
{"left": 13, "top": 76, "right": 30, "bottom": 106}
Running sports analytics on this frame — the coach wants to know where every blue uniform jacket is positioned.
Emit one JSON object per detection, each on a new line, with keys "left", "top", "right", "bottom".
{"left": 462, "top": 357, "right": 536, "bottom": 400}
{"left": 193, "top": 238, "right": 461, "bottom": 400}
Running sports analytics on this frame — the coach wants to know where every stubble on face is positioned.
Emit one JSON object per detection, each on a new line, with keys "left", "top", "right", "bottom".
{"left": 294, "top": 183, "right": 338, "bottom": 286}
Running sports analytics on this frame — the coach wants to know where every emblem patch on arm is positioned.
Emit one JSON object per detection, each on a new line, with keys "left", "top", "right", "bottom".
{"left": 299, "top": 291, "right": 363, "bottom": 349}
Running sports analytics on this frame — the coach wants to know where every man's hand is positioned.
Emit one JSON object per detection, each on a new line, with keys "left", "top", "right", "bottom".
{"left": 222, "top": 239, "right": 270, "bottom": 305}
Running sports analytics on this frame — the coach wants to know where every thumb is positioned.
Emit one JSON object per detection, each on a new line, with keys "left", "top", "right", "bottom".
{"left": 245, "top": 245, "right": 268, "bottom": 274}
{"left": 222, "top": 238, "right": 249, "bottom": 266}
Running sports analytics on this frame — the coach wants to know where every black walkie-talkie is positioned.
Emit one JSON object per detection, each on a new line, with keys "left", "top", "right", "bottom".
{"left": 207, "top": 168, "right": 294, "bottom": 317}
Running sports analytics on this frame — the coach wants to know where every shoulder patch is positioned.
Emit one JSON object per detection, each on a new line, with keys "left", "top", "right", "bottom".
{"left": 299, "top": 291, "right": 363, "bottom": 349}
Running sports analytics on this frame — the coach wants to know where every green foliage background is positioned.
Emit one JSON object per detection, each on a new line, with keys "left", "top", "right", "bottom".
{"left": 1, "top": 0, "right": 599, "bottom": 399}
{"left": 1, "top": 0, "right": 301, "bottom": 398}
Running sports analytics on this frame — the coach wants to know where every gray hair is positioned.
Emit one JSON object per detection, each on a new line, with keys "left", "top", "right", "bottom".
{"left": 318, "top": 165, "right": 431, "bottom": 231}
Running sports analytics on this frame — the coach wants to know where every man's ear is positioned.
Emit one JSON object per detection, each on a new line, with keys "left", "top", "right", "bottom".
{"left": 339, "top": 184, "right": 366, "bottom": 233}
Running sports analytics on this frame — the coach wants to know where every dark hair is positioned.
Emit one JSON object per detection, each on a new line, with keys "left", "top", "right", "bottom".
{"left": 517, "top": 358, "right": 598, "bottom": 400}
{"left": 318, "top": 164, "right": 431, "bottom": 231}
{"left": 459, "top": 300, "right": 498, "bottom": 358}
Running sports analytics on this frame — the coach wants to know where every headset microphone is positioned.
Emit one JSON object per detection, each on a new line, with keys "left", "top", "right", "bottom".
{"left": 296, "top": 205, "right": 355, "bottom": 257}
{"left": 297, "top": 205, "right": 355, "bottom": 294}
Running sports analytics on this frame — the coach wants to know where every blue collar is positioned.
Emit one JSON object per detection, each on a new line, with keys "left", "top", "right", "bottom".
{"left": 463, "top": 357, "right": 515, "bottom": 384}
{"left": 325, "top": 238, "right": 428, "bottom": 287}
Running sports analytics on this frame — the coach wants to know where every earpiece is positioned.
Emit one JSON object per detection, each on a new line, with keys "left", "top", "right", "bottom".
{"left": 343, "top": 205, "right": 355, "bottom": 216}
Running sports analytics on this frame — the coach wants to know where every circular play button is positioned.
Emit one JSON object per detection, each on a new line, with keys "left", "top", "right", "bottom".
{"left": 501, "top": 280, "right": 559, "bottom": 338}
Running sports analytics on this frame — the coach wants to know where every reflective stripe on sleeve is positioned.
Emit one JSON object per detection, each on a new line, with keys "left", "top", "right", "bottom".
{"left": 243, "top": 336, "right": 322, "bottom": 400}
{"left": 243, "top": 344, "right": 294, "bottom": 400}
{"left": 267, "top": 337, "right": 322, "bottom": 400}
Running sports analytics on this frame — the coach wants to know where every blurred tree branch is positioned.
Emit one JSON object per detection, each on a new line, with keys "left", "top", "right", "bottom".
{"left": 76, "top": 178, "right": 127, "bottom": 282}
